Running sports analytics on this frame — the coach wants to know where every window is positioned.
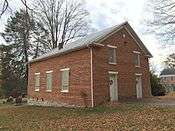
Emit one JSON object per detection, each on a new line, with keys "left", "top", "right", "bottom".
{"left": 171, "top": 76, "right": 174, "bottom": 81}
{"left": 60, "top": 68, "right": 70, "bottom": 92}
{"left": 164, "top": 77, "right": 167, "bottom": 81}
{"left": 167, "top": 77, "right": 170, "bottom": 81}
{"left": 134, "top": 51, "right": 140, "bottom": 67}
{"left": 108, "top": 46, "right": 116, "bottom": 64}
{"left": 46, "top": 71, "right": 53, "bottom": 92}
{"left": 35, "top": 73, "right": 40, "bottom": 91}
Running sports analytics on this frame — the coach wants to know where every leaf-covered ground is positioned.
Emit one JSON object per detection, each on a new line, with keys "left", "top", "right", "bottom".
{"left": 0, "top": 103, "right": 174, "bottom": 131}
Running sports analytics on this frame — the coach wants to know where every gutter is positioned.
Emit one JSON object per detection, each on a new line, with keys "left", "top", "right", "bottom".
{"left": 87, "top": 44, "right": 94, "bottom": 107}
{"left": 87, "top": 42, "right": 103, "bottom": 107}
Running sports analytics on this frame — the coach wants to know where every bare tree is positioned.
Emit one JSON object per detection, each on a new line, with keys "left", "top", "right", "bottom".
{"left": 0, "top": 0, "right": 8, "bottom": 18}
{"left": 0, "top": 0, "right": 33, "bottom": 18}
{"left": 165, "top": 53, "right": 175, "bottom": 68}
{"left": 1, "top": 0, "right": 89, "bottom": 49}
{"left": 33, "top": 0, "right": 89, "bottom": 49}
{"left": 147, "top": 0, "right": 175, "bottom": 44}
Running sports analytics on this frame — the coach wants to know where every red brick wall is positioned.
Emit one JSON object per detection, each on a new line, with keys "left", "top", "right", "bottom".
{"left": 28, "top": 27, "right": 152, "bottom": 107}
{"left": 28, "top": 48, "right": 92, "bottom": 107}
{"left": 92, "top": 28, "right": 151, "bottom": 106}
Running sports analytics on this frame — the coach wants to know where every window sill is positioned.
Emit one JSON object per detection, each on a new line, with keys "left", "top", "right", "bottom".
{"left": 35, "top": 89, "right": 39, "bottom": 92}
{"left": 61, "top": 90, "right": 69, "bottom": 93}
{"left": 109, "top": 62, "right": 117, "bottom": 65}
{"left": 46, "top": 90, "right": 52, "bottom": 92}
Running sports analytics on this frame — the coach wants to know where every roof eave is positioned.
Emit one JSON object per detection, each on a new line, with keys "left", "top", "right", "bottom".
{"left": 29, "top": 42, "right": 104, "bottom": 64}
{"left": 29, "top": 45, "right": 88, "bottom": 64}
{"left": 146, "top": 54, "right": 153, "bottom": 58}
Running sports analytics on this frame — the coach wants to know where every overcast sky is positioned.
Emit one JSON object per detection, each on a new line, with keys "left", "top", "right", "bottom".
{"left": 0, "top": 0, "right": 175, "bottom": 74}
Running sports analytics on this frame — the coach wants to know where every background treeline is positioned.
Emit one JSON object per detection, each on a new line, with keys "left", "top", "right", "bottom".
{"left": 0, "top": 0, "right": 89, "bottom": 98}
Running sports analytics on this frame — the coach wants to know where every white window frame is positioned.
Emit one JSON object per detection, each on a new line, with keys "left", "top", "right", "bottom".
{"left": 60, "top": 68, "right": 70, "bottom": 93}
{"left": 46, "top": 70, "right": 53, "bottom": 92}
{"left": 34, "top": 72, "right": 40, "bottom": 92}
{"left": 108, "top": 45, "right": 117, "bottom": 65}
{"left": 133, "top": 51, "right": 141, "bottom": 67}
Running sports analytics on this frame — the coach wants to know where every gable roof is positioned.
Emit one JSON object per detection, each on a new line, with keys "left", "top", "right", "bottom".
{"left": 30, "top": 21, "right": 152, "bottom": 63}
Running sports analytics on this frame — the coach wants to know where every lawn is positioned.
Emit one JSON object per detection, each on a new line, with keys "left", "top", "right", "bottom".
{"left": 0, "top": 103, "right": 175, "bottom": 131}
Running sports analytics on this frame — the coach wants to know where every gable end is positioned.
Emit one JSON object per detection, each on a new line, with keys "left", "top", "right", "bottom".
{"left": 96, "top": 22, "right": 152, "bottom": 58}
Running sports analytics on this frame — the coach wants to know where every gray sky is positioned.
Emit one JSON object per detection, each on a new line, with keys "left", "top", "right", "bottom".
{"left": 0, "top": 0, "right": 175, "bottom": 73}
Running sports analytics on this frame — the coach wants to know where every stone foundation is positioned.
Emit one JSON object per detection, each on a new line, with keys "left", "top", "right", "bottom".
{"left": 27, "top": 98, "right": 81, "bottom": 107}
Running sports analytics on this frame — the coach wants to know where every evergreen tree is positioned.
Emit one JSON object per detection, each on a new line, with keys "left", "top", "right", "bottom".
{"left": 2, "top": 9, "right": 35, "bottom": 78}
{"left": 1, "top": 9, "right": 49, "bottom": 95}
{"left": 150, "top": 71, "right": 166, "bottom": 96}
{"left": 0, "top": 45, "right": 24, "bottom": 97}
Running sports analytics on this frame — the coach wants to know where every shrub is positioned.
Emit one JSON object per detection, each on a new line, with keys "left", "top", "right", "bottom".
{"left": 15, "top": 96, "right": 22, "bottom": 104}
{"left": 6, "top": 96, "right": 14, "bottom": 103}
{"left": 150, "top": 72, "right": 166, "bottom": 96}
{"left": 0, "top": 88, "right": 4, "bottom": 98}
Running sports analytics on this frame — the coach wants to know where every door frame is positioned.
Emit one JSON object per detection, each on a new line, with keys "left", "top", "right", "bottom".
{"left": 108, "top": 71, "right": 118, "bottom": 101}
{"left": 135, "top": 73, "right": 142, "bottom": 99}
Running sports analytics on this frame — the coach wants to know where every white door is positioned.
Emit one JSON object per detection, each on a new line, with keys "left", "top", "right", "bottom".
{"left": 109, "top": 74, "right": 118, "bottom": 101}
{"left": 136, "top": 76, "right": 142, "bottom": 99}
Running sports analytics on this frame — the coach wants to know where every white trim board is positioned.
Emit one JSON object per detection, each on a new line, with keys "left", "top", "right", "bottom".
{"left": 109, "top": 62, "right": 117, "bottom": 65}
{"left": 109, "top": 71, "right": 118, "bottom": 74}
{"left": 133, "top": 51, "right": 141, "bottom": 54}
{"left": 35, "top": 89, "right": 39, "bottom": 92}
{"left": 160, "top": 74, "right": 175, "bottom": 77}
{"left": 35, "top": 72, "right": 40, "bottom": 75}
{"left": 46, "top": 70, "right": 53, "bottom": 73}
{"left": 61, "top": 90, "right": 69, "bottom": 93}
{"left": 135, "top": 73, "right": 142, "bottom": 76}
{"left": 60, "top": 68, "right": 70, "bottom": 71}
{"left": 46, "top": 90, "right": 52, "bottom": 92}
{"left": 107, "top": 45, "right": 117, "bottom": 48}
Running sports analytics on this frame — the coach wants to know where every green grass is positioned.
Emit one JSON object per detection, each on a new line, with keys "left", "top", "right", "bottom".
{"left": 0, "top": 103, "right": 174, "bottom": 130}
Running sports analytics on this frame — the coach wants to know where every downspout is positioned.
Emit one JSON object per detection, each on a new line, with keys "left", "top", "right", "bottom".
{"left": 87, "top": 45, "right": 94, "bottom": 107}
